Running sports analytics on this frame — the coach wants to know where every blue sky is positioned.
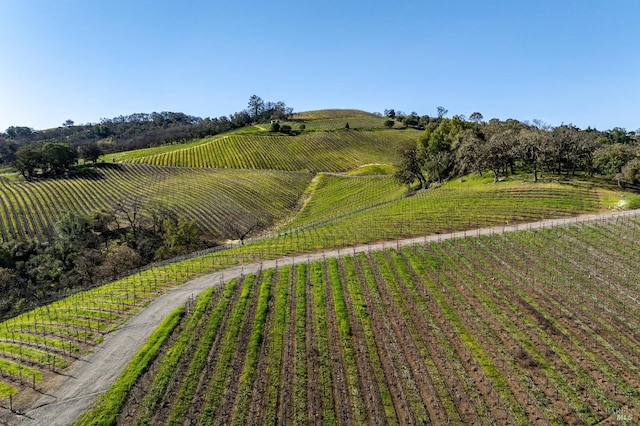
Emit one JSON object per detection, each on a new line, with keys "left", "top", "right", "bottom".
{"left": 1, "top": 0, "right": 638, "bottom": 132}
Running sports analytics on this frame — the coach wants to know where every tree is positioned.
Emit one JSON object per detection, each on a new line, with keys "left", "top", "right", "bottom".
{"left": 383, "top": 119, "right": 395, "bottom": 129}
{"left": 345, "top": 122, "right": 350, "bottom": 129}
{"left": 0, "top": 137, "right": 17, "bottom": 165}
{"left": 156, "top": 216, "right": 201, "bottom": 257}
{"left": 402, "top": 112, "right": 420, "bottom": 127}
{"left": 593, "top": 144, "right": 637, "bottom": 177}
{"left": 63, "top": 119, "right": 74, "bottom": 127}
{"left": 517, "top": 128, "right": 547, "bottom": 182}
{"left": 469, "top": 112, "right": 484, "bottom": 123}
{"left": 248, "top": 95, "right": 265, "bottom": 118}
{"left": 482, "top": 134, "right": 511, "bottom": 182}
{"left": 384, "top": 109, "right": 396, "bottom": 119}
{"left": 394, "top": 140, "right": 427, "bottom": 189}
{"left": 454, "top": 129, "right": 485, "bottom": 176}
{"left": 619, "top": 158, "right": 640, "bottom": 186}
{"left": 269, "top": 122, "right": 281, "bottom": 132}
{"left": 41, "top": 143, "right": 77, "bottom": 175}
{"left": 113, "top": 199, "right": 144, "bottom": 243}
{"left": 280, "top": 124, "right": 292, "bottom": 134}
{"left": 79, "top": 142, "right": 103, "bottom": 164}
{"left": 418, "top": 117, "right": 469, "bottom": 183}
{"left": 95, "top": 243, "right": 142, "bottom": 281}
{"left": 14, "top": 145, "right": 42, "bottom": 181}
{"left": 228, "top": 220, "right": 264, "bottom": 245}
{"left": 550, "top": 125, "right": 583, "bottom": 175}
{"left": 5, "top": 126, "right": 34, "bottom": 140}
{"left": 437, "top": 106, "right": 448, "bottom": 119}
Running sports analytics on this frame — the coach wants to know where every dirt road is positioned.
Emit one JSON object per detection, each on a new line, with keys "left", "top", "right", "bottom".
{"left": 3, "top": 209, "right": 637, "bottom": 425}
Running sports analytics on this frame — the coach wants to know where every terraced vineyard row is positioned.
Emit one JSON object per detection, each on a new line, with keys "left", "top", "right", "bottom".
{"left": 243, "top": 179, "right": 615, "bottom": 259}
{"left": 123, "top": 130, "right": 419, "bottom": 172}
{"left": 0, "top": 255, "right": 230, "bottom": 402}
{"left": 108, "top": 134, "right": 227, "bottom": 162}
{"left": 105, "top": 216, "right": 640, "bottom": 424}
{"left": 0, "top": 164, "right": 311, "bottom": 241}
{"left": 280, "top": 174, "right": 406, "bottom": 232}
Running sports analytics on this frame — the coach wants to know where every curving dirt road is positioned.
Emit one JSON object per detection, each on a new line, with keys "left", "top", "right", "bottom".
{"left": 2, "top": 209, "right": 637, "bottom": 425}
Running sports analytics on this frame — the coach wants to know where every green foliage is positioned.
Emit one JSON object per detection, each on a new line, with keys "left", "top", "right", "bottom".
{"left": 346, "top": 163, "right": 396, "bottom": 176}
{"left": 279, "top": 124, "right": 292, "bottom": 134}
{"left": 593, "top": 143, "right": 637, "bottom": 176}
{"left": 79, "top": 143, "right": 102, "bottom": 164}
{"left": 394, "top": 140, "right": 427, "bottom": 188}
{"left": 13, "top": 145, "right": 42, "bottom": 181}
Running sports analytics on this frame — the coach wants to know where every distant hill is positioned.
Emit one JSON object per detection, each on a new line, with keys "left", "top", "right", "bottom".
{"left": 290, "top": 109, "right": 380, "bottom": 120}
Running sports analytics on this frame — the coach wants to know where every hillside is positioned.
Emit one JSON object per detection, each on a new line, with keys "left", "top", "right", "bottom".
{"left": 111, "top": 129, "right": 418, "bottom": 172}
{"left": 0, "top": 108, "right": 638, "bottom": 425}
{"left": 290, "top": 109, "right": 380, "bottom": 120}
{"left": 0, "top": 164, "right": 312, "bottom": 242}
{"left": 67, "top": 213, "right": 640, "bottom": 425}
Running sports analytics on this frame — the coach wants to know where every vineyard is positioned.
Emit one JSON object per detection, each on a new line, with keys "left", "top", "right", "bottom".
{"left": 118, "top": 130, "right": 418, "bottom": 172}
{"left": 0, "top": 164, "right": 311, "bottom": 241}
{"left": 0, "top": 166, "right": 634, "bottom": 420}
{"left": 0, "top": 107, "right": 638, "bottom": 424}
{"left": 246, "top": 175, "right": 622, "bottom": 258}
{"left": 80, "top": 214, "right": 640, "bottom": 425}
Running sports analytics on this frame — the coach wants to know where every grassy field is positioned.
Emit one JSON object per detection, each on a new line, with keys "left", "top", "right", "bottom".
{"left": 290, "top": 109, "right": 381, "bottom": 120}
{"left": 86, "top": 215, "right": 640, "bottom": 424}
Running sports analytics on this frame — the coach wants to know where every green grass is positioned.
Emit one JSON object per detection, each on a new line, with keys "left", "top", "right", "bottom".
{"left": 346, "top": 163, "right": 396, "bottom": 176}
{"left": 279, "top": 174, "right": 406, "bottom": 232}
{"left": 74, "top": 306, "right": 184, "bottom": 426}
{"left": 282, "top": 116, "right": 388, "bottom": 131}
{"left": 290, "top": 109, "right": 380, "bottom": 120}
{"left": 233, "top": 175, "right": 625, "bottom": 260}
{"left": 231, "top": 269, "right": 275, "bottom": 425}
{"left": 135, "top": 286, "right": 219, "bottom": 426}
{"left": 197, "top": 274, "right": 258, "bottom": 425}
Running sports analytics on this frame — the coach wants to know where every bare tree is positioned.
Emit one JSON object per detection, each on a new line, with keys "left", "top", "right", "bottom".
{"left": 113, "top": 199, "right": 144, "bottom": 242}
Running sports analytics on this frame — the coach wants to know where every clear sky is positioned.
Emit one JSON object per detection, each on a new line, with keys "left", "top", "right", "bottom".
{"left": 1, "top": 0, "right": 638, "bottom": 132}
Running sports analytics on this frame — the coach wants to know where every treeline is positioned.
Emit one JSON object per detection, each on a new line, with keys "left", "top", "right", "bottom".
{"left": 0, "top": 202, "right": 212, "bottom": 320}
{"left": 394, "top": 114, "right": 640, "bottom": 188}
{"left": 0, "top": 97, "right": 293, "bottom": 165}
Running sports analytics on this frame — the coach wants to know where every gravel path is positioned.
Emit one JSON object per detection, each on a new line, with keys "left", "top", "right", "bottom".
{"left": 3, "top": 209, "right": 638, "bottom": 425}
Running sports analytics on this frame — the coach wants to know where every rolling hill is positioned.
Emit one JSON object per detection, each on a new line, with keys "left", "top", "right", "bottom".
{"left": 0, "top": 109, "right": 638, "bottom": 425}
